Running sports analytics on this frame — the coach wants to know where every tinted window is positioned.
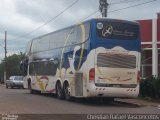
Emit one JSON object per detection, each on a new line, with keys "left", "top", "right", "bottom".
{"left": 29, "top": 61, "right": 58, "bottom": 76}
{"left": 49, "top": 29, "right": 67, "bottom": 49}
{"left": 96, "top": 20, "right": 139, "bottom": 40}
{"left": 15, "top": 76, "right": 23, "bottom": 80}
{"left": 76, "top": 23, "right": 90, "bottom": 44}
{"left": 31, "top": 22, "right": 90, "bottom": 54}
{"left": 32, "top": 29, "right": 67, "bottom": 53}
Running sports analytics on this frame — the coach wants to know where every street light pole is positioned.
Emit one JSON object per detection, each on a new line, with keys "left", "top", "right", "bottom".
{"left": 4, "top": 31, "right": 7, "bottom": 83}
{"left": 99, "top": 0, "right": 109, "bottom": 17}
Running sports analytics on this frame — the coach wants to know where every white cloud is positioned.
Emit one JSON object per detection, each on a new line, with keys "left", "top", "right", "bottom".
{"left": 0, "top": 0, "right": 159, "bottom": 59}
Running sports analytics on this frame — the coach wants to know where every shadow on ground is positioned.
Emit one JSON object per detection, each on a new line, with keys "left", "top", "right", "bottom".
{"left": 24, "top": 91, "right": 141, "bottom": 108}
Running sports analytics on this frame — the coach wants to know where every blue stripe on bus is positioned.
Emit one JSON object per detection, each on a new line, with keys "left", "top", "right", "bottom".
{"left": 90, "top": 20, "right": 141, "bottom": 52}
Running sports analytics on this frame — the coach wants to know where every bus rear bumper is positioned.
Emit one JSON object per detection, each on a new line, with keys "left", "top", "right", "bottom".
{"left": 87, "top": 84, "right": 139, "bottom": 98}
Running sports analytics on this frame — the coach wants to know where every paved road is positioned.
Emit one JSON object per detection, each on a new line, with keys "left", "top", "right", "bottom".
{"left": 0, "top": 85, "right": 159, "bottom": 114}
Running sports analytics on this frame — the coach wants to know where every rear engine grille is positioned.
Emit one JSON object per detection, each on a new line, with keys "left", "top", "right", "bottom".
{"left": 95, "top": 83, "right": 137, "bottom": 88}
{"left": 97, "top": 53, "right": 136, "bottom": 69}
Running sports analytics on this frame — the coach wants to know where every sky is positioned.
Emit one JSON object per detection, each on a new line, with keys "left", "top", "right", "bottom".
{"left": 0, "top": 0, "right": 159, "bottom": 60}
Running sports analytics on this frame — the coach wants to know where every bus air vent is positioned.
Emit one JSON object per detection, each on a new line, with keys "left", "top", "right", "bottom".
{"left": 97, "top": 53, "right": 136, "bottom": 69}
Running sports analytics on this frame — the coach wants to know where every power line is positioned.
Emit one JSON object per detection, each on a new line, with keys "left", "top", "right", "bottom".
{"left": 10, "top": 10, "right": 99, "bottom": 53}
{"left": 110, "top": 0, "right": 129, "bottom": 5}
{"left": 110, "top": 0, "right": 141, "bottom": 5}
{"left": 81, "top": 10, "right": 99, "bottom": 21}
{"left": 8, "top": 47, "right": 25, "bottom": 51}
{"left": 109, "top": 0, "right": 157, "bottom": 13}
{"left": 93, "top": 0, "right": 142, "bottom": 18}
{"left": 79, "top": 0, "right": 143, "bottom": 20}
{"left": 8, "top": 10, "right": 100, "bottom": 53}
{"left": 96, "top": 0, "right": 157, "bottom": 17}
{"left": 142, "top": 52, "right": 160, "bottom": 63}
{"left": 13, "top": 0, "right": 79, "bottom": 41}
{"left": 10, "top": 0, "right": 157, "bottom": 53}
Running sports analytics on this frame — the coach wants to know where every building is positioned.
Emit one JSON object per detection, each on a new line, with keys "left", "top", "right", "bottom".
{"left": 138, "top": 13, "right": 160, "bottom": 78}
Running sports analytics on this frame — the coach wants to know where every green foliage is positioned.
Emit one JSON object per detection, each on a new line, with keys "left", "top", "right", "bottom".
{"left": 154, "top": 77, "right": 160, "bottom": 98}
{"left": 140, "top": 76, "right": 160, "bottom": 98}
{"left": 0, "top": 53, "right": 25, "bottom": 82}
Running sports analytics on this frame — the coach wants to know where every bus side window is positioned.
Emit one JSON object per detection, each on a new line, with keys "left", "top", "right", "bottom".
{"left": 66, "top": 27, "right": 77, "bottom": 46}
{"left": 49, "top": 29, "right": 67, "bottom": 50}
{"left": 49, "top": 61, "right": 58, "bottom": 76}
{"left": 43, "top": 61, "right": 58, "bottom": 76}
{"left": 76, "top": 23, "right": 90, "bottom": 44}
{"left": 29, "top": 63, "right": 34, "bottom": 75}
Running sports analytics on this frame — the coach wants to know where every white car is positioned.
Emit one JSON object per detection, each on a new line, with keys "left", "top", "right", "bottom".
{"left": 5, "top": 76, "right": 24, "bottom": 89}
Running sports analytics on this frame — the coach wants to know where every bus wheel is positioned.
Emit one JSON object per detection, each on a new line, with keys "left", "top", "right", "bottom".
{"left": 64, "top": 82, "right": 72, "bottom": 101}
{"left": 28, "top": 80, "right": 33, "bottom": 94}
{"left": 103, "top": 98, "right": 114, "bottom": 103}
{"left": 56, "top": 82, "right": 63, "bottom": 99}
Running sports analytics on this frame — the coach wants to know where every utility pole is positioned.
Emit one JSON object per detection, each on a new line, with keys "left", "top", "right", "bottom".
{"left": 4, "top": 31, "right": 7, "bottom": 83}
{"left": 99, "top": 0, "right": 109, "bottom": 17}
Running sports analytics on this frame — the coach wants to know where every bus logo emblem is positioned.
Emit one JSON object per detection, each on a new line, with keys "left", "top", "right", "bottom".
{"left": 102, "top": 25, "right": 113, "bottom": 37}
{"left": 97, "top": 22, "right": 103, "bottom": 29}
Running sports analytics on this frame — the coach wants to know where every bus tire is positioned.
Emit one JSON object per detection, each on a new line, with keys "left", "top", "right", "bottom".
{"left": 64, "top": 82, "right": 72, "bottom": 101}
{"left": 28, "top": 79, "right": 33, "bottom": 94}
{"left": 56, "top": 82, "right": 63, "bottom": 99}
{"left": 103, "top": 97, "right": 114, "bottom": 103}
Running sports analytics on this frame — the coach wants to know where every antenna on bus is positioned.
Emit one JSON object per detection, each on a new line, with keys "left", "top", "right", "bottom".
{"left": 99, "top": 0, "right": 109, "bottom": 17}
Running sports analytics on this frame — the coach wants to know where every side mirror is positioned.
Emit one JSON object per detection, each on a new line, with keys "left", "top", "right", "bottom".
{"left": 20, "top": 61, "right": 24, "bottom": 71}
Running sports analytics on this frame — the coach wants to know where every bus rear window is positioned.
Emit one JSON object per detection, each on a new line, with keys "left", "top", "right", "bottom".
{"left": 96, "top": 21, "right": 139, "bottom": 40}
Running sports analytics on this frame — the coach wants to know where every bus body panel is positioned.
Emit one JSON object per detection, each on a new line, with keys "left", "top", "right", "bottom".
{"left": 94, "top": 47, "right": 139, "bottom": 85}
{"left": 87, "top": 83, "right": 139, "bottom": 98}
{"left": 88, "top": 19, "right": 141, "bottom": 98}
{"left": 22, "top": 18, "right": 141, "bottom": 99}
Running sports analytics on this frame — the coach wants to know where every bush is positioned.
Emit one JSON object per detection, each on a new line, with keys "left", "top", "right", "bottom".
{"left": 154, "top": 77, "right": 160, "bottom": 98}
{"left": 140, "top": 76, "right": 160, "bottom": 98}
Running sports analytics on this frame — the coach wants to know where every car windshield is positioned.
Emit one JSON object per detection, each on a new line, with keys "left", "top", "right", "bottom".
{"left": 14, "top": 76, "right": 23, "bottom": 81}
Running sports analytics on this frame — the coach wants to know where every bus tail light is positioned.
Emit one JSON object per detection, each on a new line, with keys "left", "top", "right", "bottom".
{"left": 137, "top": 71, "right": 141, "bottom": 84}
{"left": 89, "top": 68, "right": 95, "bottom": 81}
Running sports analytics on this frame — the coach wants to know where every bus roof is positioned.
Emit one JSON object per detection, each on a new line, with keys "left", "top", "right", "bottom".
{"left": 31, "top": 18, "right": 138, "bottom": 41}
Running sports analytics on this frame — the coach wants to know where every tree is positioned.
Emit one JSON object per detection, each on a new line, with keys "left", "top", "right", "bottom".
{"left": 0, "top": 52, "right": 25, "bottom": 82}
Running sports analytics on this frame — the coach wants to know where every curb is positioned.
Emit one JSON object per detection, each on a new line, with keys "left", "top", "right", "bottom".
{"left": 115, "top": 98, "right": 142, "bottom": 107}
{"left": 115, "top": 98, "right": 160, "bottom": 107}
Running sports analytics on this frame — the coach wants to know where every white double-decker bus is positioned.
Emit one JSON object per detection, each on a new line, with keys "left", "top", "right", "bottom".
{"left": 21, "top": 18, "right": 141, "bottom": 101}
